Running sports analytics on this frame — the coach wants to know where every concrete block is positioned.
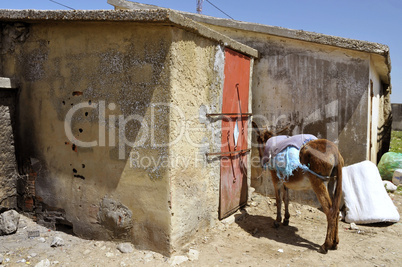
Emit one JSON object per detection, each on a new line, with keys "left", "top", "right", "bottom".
{"left": 0, "top": 77, "right": 16, "bottom": 89}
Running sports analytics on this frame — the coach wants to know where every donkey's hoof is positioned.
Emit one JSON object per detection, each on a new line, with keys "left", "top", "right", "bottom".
{"left": 330, "top": 244, "right": 338, "bottom": 250}
{"left": 318, "top": 245, "right": 328, "bottom": 254}
{"left": 283, "top": 219, "right": 289, "bottom": 226}
{"left": 273, "top": 221, "right": 280, "bottom": 228}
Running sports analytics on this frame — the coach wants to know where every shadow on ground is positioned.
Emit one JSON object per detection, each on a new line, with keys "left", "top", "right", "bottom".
{"left": 235, "top": 211, "right": 321, "bottom": 252}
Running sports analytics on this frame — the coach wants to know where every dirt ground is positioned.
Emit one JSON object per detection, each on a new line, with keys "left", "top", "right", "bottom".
{"left": 1, "top": 191, "right": 401, "bottom": 267}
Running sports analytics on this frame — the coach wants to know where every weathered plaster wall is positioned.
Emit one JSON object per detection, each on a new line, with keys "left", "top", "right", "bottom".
{"left": 0, "top": 87, "right": 18, "bottom": 210}
{"left": 168, "top": 28, "right": 224, "bottom": 252}
{"left": 370, "top": 55, "right": 392, "bottom": 162}
{"left": 369, "top": 58, "right": 382, "bottom": 163}
{"left": 1, "top": 21, "right": 173, "bottom": 254}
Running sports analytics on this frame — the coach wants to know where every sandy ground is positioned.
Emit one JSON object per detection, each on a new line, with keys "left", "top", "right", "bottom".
{"left": 1, "top": 191, "right": 401, "bottom": 267}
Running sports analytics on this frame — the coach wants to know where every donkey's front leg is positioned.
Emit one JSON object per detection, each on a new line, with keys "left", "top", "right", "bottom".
{"left": 282, "top": 185, "right": 290, "bottom": 226}
{"left": 273, "top": 179, "right": 282, "bottom": 228}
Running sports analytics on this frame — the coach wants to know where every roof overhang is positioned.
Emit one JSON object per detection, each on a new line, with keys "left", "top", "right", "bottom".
{"left": 0, "top": 9, "right": 259, "bottom": 58}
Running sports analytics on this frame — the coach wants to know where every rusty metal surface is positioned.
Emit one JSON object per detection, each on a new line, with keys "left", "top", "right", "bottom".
{"left": 206, "top": 112, "right": 252, "bottom": 117}
{"left": 219, "top": 48, "right": 250, "bottom": 219}
{"left": 206, "top": 148, "right": 250, "bottom": 157}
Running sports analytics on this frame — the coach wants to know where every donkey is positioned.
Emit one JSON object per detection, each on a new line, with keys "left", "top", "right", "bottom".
{"left": 252, "top": 122, "right": 344, "bottom": 254}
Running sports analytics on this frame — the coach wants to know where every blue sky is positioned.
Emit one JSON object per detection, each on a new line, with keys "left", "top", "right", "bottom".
{"left": 1, "top": 0, "right": 401, "bottom": 103}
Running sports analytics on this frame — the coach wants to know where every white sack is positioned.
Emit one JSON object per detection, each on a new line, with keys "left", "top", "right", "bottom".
{"left": 342, "top": 160, "right": 400, "bottom": 224}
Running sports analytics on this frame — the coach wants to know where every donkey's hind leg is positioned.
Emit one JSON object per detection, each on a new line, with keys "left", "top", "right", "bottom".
{"left": 283, "top": 185, "right": 290, "bottom": 226}
{"left": 308, "top": 174, "right": 334, "bottom": 254}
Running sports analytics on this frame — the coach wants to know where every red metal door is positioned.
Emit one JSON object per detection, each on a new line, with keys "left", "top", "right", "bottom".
{"left": 220, "top": 48, "right": 251, "bottom": 219}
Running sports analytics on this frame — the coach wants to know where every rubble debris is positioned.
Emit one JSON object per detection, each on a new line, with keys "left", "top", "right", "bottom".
{"left": 117, "top": 242, "right": 134, "bottom": 253}
{"left": 383, "top": 181, "right": 397, "bottom": 192}
{"left": 50, "top": 236, "right": 65, "bottom": 247}
{"left": 169, "top": 255, "right": 188, "bottom": 266}
{"left": 350, "top": 223, "right": 359, "bottom": 230}
{"left": 0, "top": 210, "right": 20, "bottom": 235}
{"left": 188, "top": 249, "right": 199, "bottom": 261}
{"left": 35, "top": 259, "right": 50, "bottom": 267}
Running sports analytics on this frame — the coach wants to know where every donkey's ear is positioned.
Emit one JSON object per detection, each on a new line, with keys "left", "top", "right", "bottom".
{"left": 252, "top": 121, "right": 262, "bottom": 139}
{"left": 262, "top": 129, "right": 274, "bottom": 143}
{"left": 252, "top": 121, "right": 259, "bottom": 129}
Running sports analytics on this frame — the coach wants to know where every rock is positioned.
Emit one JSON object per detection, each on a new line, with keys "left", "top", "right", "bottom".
{"left": 50, "top": 236, "right": 65, "bottom": 247}
{"left": 30, "top": 253, "right": 37, "bottom": 258}
{"left": 221, "top": 215, "right": 235, "bottom": 225}
{"left": 249, "top": 186, "right": 256, "bottom": 195}
{"left": 383, "top": 181, "right": 397, "bottom": 192}
{"left": 38, "top": 237, "right": 46, "bottom": 243}
{"left": 169, "top": 255, "right": 188, "bottom": 266}
{"left": 188, "top": 249, "right": 199, "bottom": 261}
{"left": 144, "top": 253, "right": 154, "bottom": 262}
{"left": 105, "top": 252, "right": 114, "bottom": 258}
{"left": 117, "top": 242, "right": 134, "bottom": 253}
{"left": 350, "top": 222, "right": 359, "bottom": 230}
{"left": 83, "top": 249, "right": 91, "bottom": 255}
{"left": 0, "top": 210, "right": 20, "bottom": 235}
{"left": 35, "top": 259, "right": 50, "bottom": 267}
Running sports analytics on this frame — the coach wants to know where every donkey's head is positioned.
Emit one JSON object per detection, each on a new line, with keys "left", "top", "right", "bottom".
{"left": 252, "top": 121, "right": 289, "bottom": 167}
{"left": 252, "top": 121, "right": 275, "bottom": 146}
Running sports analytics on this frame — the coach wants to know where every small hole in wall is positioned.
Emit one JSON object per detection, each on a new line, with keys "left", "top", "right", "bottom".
{"left": 74, "top": 174, "right": 85, "bottom": 180}
{"left": 79, "top": 128, "right": 83, "bottom": 133}
{"left": 82, "top": 164, "right": 85, "bottom": 168}
{"left": 72, "top": 144, "right": 77, "bottom": 152}
{"left": 73, "top": 168, "right": 77, "bottom": 173}
{"left": 72, "top": 91, "right": 83, "bottom": 96}
{"left": 88, "top": 100, "right": 92, "bottom": 105}
{"left": 62, "top": 101, "right": 65, "bottom": 105}
{"left": 85, "top": 112, "right": 88, "bottom": 116}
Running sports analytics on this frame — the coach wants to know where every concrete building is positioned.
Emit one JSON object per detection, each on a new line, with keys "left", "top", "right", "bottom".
{"left": 0, "top": 0, "right": 393, "bottom": 256}
{"left": 0, "top": 9, "right": 256, "bottom": 255}
{"left": 109, "top": 0, "right": 393, "bottom": 207}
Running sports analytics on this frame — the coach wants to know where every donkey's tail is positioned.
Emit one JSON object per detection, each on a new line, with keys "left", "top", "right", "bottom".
{"left": 331, "top": 153, "right": 344, "bottom": 217}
